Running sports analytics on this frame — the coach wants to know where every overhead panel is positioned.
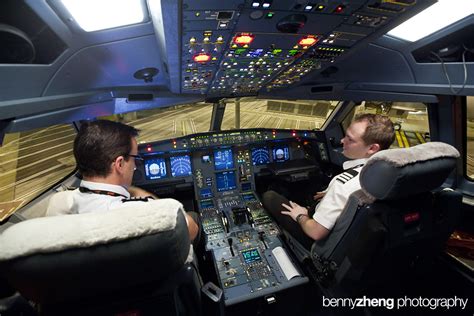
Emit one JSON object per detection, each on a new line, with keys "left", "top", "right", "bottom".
{"left": 180, "top": 0, "right": 430, "bottom": 96}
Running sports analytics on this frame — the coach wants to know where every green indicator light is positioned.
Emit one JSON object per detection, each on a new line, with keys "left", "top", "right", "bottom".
{"left": 235, "top": 48, "right": 246, "bottom": 54}
{"left": 289, "top": 49, "right": 299, "bottom": 56}
{"left": 272, "top": 49, "right": 282, "bottom": 54}
{"left": 266, "top": 12, "right": 275, "bottom": 18}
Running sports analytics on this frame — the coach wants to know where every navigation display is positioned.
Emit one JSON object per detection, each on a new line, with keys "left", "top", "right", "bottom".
{"left": 272, "top": 146, "right": 290, "bottom": 163}
{"left": 251, "top": 147, "right": 270, "bottom": 165}
{"left": 144, "top": 158, "right": 167, "bottom": 180}
{"left": 170, "top": 155, "right": 192, "bottom": 177}
{"left": 241, "top": 248, "right": 262, "bottom": 264}
{"left": 216, "top": 171, "right": 237, "bottom": 192}
{"left": 214, "top": 148, "right": 234, "bottom": 170}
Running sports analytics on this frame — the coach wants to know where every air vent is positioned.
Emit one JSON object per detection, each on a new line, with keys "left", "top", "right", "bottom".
{"left": 0, "top": 0, "right": 67, "bottom": 64}
{"left": 0, "top": 24, "right": 35, "bottom": 63}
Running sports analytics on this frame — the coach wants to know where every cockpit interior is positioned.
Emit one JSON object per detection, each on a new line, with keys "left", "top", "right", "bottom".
{"left": 0, "top": 0, "right": 473, "bottom": 315}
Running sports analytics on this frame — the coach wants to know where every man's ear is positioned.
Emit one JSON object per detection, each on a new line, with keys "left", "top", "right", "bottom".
{"left": 367, "top": 143, "right": 381, "bottom": 155}
{"left": 112, "top": 156, "right": 125, "bottom": 174}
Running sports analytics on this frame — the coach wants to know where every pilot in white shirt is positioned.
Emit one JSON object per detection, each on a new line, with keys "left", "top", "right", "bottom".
{"left": 263, "top": 114, "right": 395, "bottom": 246}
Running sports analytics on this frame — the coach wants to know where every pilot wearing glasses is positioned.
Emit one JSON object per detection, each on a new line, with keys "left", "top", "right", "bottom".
{"left": 46, "top": 120, "right": 199, "bottom": 243}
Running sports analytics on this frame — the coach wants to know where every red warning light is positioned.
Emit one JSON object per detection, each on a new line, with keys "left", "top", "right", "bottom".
{"left": 292, "top": 131, "right": 297, "bottom": 137}
{"left": 298, "top": 36, "right": 318, "bottom": 47}
{"left": 334, "top": 5, "right": 344, "bottom": 13}
{"left": 193, "top": 53, "right": 211, "bottom": 63}
{"left": 233, "top": 33, "right": 255, "bottom": 45}
{"left": 403, "top": 212, "right": 420, "bottom": 224}
{"left": 147, "top": 147, "right": 152, "bottom": 152}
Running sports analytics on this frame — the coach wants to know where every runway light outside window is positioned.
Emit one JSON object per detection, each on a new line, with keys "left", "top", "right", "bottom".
{"left": 60, "top": 0, "right": 145, "bottom": 32}
{"left": 298, "top": 36, "right": 318, "bottom": 47}
{"left": 387, "top": 0, "right": 474, "bottom": 42}
{"left": 193, "top": 53, "right": 211, "bottom": 63}
{"left": 233, "top": 34, "right": 255, "bottom": 45}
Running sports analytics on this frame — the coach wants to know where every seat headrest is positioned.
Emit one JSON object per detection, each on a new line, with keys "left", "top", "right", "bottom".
{"left": 360, "top": 142, "right": 459, "bottom": 200}
{"left": 0, "top": 198, "right": 192, "bottom": 304}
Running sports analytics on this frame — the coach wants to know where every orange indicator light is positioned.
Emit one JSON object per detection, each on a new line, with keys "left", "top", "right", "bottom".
{"left": 233, "top": 33, "right": 255, "bottom": 45}
{"left": 298, "top": 36, "right": 318, "bottom": 47}
{"left": 193, "top": 53, "right": 211, "bottom": 63}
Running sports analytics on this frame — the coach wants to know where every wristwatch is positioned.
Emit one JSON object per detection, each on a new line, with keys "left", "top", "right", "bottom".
{"left": 296, "top": 213, "right": 309, "bottom": 224}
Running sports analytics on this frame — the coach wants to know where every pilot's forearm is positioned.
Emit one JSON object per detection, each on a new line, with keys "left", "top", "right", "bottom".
{"left": 186, "top": 213, "right": 199, "bottom": 242}
{"left": 299, "top": 216, "right": 330, "bottom": 241}
{"left": 128, "top": 186, "right": 159, "bottom": 199}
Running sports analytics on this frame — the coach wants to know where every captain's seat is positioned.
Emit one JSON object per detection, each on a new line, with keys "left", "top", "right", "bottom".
{"left": 0, "top": 199, "right": 203, "bottom": 316}
{"left": 284, "top": 142, "right": 461, "bottom": 297}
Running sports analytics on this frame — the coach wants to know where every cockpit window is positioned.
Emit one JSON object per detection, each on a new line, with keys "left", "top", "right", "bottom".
{"left": 0, "top": 124, "right": 76, "bottom": 220}
{"left": 342, "top": 101, "right": 430, "bottom": 148}
{"left": 221, "top": 98, "right": 338, "bottom": 131}
{"left": 99, "top": 103, "right": 214, "bottom": 144}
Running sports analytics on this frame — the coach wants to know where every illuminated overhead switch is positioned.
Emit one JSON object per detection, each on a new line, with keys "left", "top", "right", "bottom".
{"left": 233, "top": 33, "right": 255, "bottom": 46}
{"left": 193, "top": 53, "right": 211, "bottom": 63}
{"left": 315, "top": 5, "right": 325, "bottom": 11}
{"left": 218, "top": 21, "right": 229, "bottom": 29}
{"left": 265, "top": 12, "right": 274, "bottom": 19}
{"left": 252, "top": 1, "right": 260, "bottom": 8}
{"left": 262, "top": 1, "right": 272, "bottom": 8}
{"left": 298, "top": 36, "right": 318, "bottom": 47}
{"left": 334, "top": 5, "right": 344, "bottom": 13}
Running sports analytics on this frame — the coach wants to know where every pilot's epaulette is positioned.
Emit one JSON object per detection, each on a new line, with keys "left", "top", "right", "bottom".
{"left": 121, "top": 196, "right": 155, "bottom": 203}
{"left": 335, "top": 169, "right": 359, "bottom": 184}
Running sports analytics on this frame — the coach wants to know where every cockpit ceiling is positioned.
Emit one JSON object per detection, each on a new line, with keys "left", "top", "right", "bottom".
{"left": 171, "top": 0, "right": 434, "bottom": 97}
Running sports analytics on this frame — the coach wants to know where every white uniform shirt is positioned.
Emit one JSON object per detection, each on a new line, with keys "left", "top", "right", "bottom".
{"left": 45, "top": 180, "right": 195, "bottom": 263}
{"left": 312, "top": 158, "right": 367, "bottom": 230}
{"left": 46, "top": 180, "right": 133, "bottom": 216}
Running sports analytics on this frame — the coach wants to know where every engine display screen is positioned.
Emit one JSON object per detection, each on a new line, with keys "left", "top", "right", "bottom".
{"left": 200, "top": 199, "right": 214, "bottom": 209}
{"left": 170, "top": 155, "right": 192, "bottom": 177}
{"left": 214, "top": 148, "right": 234, "bottom": 170}
{"left": 251, "top": 147, "right": 270, "bottom": 166}
{"left": 200, "top": 188, "right": 213, "bottom": 199}
{"left": 272, "top": 146, "right": 290, "bottom": 163}
{"left": 241, "top": 248, "right": 262, "bottom": 264}
{"left": 144, "top": 158, "right": 167, "bottom": 180}
{"left": 216, "top": 171, "right": 236, "bottom": 192}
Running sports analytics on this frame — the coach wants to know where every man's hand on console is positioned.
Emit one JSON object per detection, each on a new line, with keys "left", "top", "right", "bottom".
{"left": 281, "top": 201, "right": 309, "bottom": 222}
{"left": 128, "top": 186, "right": 159, "bottom": 199}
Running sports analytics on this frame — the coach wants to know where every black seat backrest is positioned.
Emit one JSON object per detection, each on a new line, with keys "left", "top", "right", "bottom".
{"left": 310, "top": 142, "right": 461, "bottom": 289}
{"left": 0, "top": 199, "right": 201, "bottom": 316}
